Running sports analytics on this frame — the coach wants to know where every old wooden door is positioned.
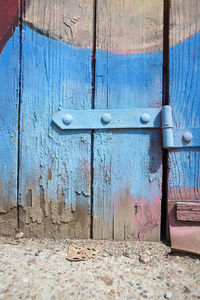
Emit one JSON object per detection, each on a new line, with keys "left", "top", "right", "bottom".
{"left": 0, "top": 0, "right": 199, "bottom": 247}
{"left": 0, "top": 0, "right": 163, "bottom": 239}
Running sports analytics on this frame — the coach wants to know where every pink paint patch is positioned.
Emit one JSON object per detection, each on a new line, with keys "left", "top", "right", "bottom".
{"left": 176, "top": 202, "right": 200, "bottom": 222}
{"left": 130, "top": 196, "right": 161, "bottom": 240}
{"left": 168, "top": 185, "right": 200, "bottom": 202}
{"left": 113, "top": 188, "right": 161, "bottom": 241}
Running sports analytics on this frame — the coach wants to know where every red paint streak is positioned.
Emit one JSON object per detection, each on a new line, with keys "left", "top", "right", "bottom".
{"left": 0, "top": 0, "right": 31, "bottom": 54}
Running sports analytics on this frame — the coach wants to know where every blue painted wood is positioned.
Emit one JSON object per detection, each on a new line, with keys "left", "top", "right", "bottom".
{"left": 162, "top": 105, "right": 200, "bottom": 149}
{"left": 172, "top": 128, "right": 200, "bottom": 148}
{"left": 18, "top": 0, "right": 164, "bottom": 239}
{"left": 93, "top": 0, "right": 163, "bottom": 240}
{"left": 18, "top": 16, "right": 93, "bottom": 237}
{"left": 52, "top": 108, "right": 161, "bottom": 130}
{"left": 1, "top": 0, "right": 199, "bottom": 242}
{"left": 168, "top": 0, "right": 200, "bottom": 253}
{"left": 0, "top": 27, "right": 19, "bottom": 235}
{"left": 162, "top": 105, "right": 174, "bottom": 149}
{"left": 168, "top": 18, "right": 200, "bottom": 198}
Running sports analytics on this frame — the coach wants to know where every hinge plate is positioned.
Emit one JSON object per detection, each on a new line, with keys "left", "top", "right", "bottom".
{"left": 173, "top": 128, "right": 200, "bottom": 148}
{"left": 52, "top": 108, "right": 161, "bottom": 130}
{"left": 162, "top": 105, "right": 200, "bottom": 149}
{"left": 52, "top": 106, "right": 200, "bottom": 149}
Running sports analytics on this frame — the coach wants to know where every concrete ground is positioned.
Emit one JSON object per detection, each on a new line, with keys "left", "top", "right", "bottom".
{"left": 0, "top": 237, "right": 199, "bottom": 300}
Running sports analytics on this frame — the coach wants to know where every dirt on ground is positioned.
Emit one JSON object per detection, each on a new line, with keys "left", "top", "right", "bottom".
{"left": 0, "top": 236, "right": 199, "bottom": 300}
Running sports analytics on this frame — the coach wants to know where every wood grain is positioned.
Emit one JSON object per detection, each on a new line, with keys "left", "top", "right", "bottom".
{"left": 0, "top": 0, "right": 21, "bottom": 235}
{"left": 93, "top": 0, "right": 163, "bottom": 240}
{"left": 25, "top": 0, "right": 200, "bottom": 53}
{"left": 176, "top": 202, "right": 200, "bottom": 222}
{"left": 168, "top": 0, "right": 200, "bottom": 201}
{"left": 168, "top": 0, "right": 200, "bottom": 253}
{"left": 25, "top": 0, "right": 93, "bottom": 49}
{"left": 18, "top": 0, "right": 93, "bottom": 238}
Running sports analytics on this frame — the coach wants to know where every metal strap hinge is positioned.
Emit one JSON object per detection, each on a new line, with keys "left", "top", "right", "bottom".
{"left": 162, "top": 105, "right": 200, "bottom": 149}
{"left": 52, "top": 106, "right": 200, "bottom": 149}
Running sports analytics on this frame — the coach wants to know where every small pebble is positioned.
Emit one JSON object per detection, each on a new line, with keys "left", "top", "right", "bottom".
{"left": 100, "top": 276, "right": 113, "bottom": 286}
{"left": 139, "top": 254, "right": 151, "bottom": 264}
{"left": 123, "top": 250, "right": 133, "bottom": 258}
{"left": 165, "top": 291, "right": 173, "bottom": 299}
{"left": 16, "top": 232, "right": 24, "bottom": 239}
{"left": 102, "top": 253, "right": 108, "bottom": 257}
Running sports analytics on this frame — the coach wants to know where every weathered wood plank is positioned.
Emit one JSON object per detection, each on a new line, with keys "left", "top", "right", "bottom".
{"left": 25, "top": 0, "right": 92, "bottom": 49}
{"left": 176, "top": 202, "right": 200, "bottom": 222}
{"left": 25, "top": 0, "right": 200, "bottom": 52}
{"left": 0, "top": 0, "right": 22, "bottom": 235}
{"left": 168, "top": 0, "right": 200, "bottom": 253}
{"left": 93, "top": 0, "right": 163, "bottom": 240}
{"left": 19, "top": 0, "right": 93, "bottom": 238}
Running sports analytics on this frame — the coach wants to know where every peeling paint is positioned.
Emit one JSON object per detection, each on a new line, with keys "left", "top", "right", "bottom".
{"left": 75, "top": 191, "right": 90, "bottom": 197}
{"left": 20, "top": 190, "right": 91, "bottom": 238}
{"left": 48, "top": 168, "right": 52, "bottom": 181}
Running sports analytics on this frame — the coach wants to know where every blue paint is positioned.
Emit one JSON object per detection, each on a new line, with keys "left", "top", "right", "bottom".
{"left": 170, "top": 31, "right": 200, "bottom": 128}
{"left": 0, "top": 23, "right": 163, "bottom": 232}
{"left": 52, "top": 108, "right": 161, "bottom": 130}
{"left": 17, "top": 23, "right": 163, "bottom": 201}
{"left": 94, "top": 36, "right": 163, "bottom": 206}
{"left": 101, "top": 112, "right": 112, "bottom": 124}
{"left": 162, "top": 105, "right": 174, "bottom": 149}
{"left": 1, "top": 20, "right": 199, "bottom": 237}
{"left": 93, "top": 23, "right": 163, "bottom": 239}
{"left": 95, "top": 49, "right": 163, "bottom": 110}
{"left": 173, "top": 128, "right": 200, "bottom": 148}
{"left": 19, "top": 22, "right": 92, "bottom": 212}
{"left": 169, "top": 30, "right": 200, "bottom": 195}
{"left": 0, "top": 27, "right": 19, "bottom": 202}
{"left": 93, "top": 129, "right": 162, "bottom": 201}
{"left": 14, "top": 23, "right": 164, "bottom": 239}
{"left": 162, "top": 105, "right": 199, "bottom": 149}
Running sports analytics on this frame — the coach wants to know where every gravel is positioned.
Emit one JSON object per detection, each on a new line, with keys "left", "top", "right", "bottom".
{"left": 0, "top": 237, "right": 199, "bottom": 299}
{"left": 165, "top": 291, "right": 173, "bottom": 299}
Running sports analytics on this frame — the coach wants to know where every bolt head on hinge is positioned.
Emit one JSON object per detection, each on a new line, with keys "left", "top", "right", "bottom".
{"left": 183, "top": 131, "right": 193, "bottom": 143}
{"left": 62, "top": 113, "right": 73, "bottom": 125}
{"left": 140, "top": 113, "right": 150, "bottom": 123}
{"left": 101, "top": 113, "right": 112, "bottom": 124}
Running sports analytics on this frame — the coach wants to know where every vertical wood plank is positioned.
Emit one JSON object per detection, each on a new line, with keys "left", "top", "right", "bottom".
{"left": 0, "top": 0, "right": 21, "bottom": 235}
{"left": 168, "top": 0, "right": 200, "bottom": 253}
{"left": 93, "top": 0, "right": 163, "bottom": 240}
{"left": 19, "top": 0, "right": 93, "bottom": 238}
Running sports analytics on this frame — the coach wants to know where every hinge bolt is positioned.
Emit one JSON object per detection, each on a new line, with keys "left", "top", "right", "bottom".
{"left": 183, "top": 131, "right": 193, "bottom": 143}
{"left": 101, "top": 113, "right": 112, "bottom": 124}
{"left": 140, "top": 113, "right": 150, "bottom": 123}
{"left": 62, "top": 113, "right": 73, "bottom": 125}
